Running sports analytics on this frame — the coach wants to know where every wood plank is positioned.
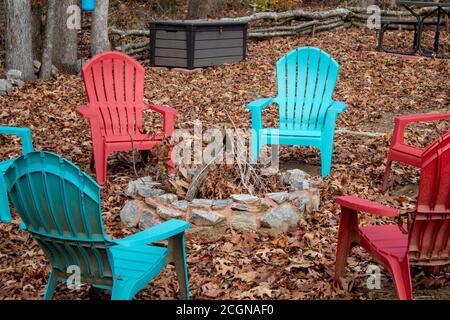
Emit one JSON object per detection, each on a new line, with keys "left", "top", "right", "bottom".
{"left": 193, "top": 55, "right": 243, "bottom": 68}
{"left": 194, "top": 47, "right": 243, "bottom": 59}
{"left": 156, "top": 30, "right": 187, "bottom": 41}
{"left": 154, "top": 57, "right": 188, "bottom": 68}
{"left": 195, "top": 39, "right": 244, "bottom": 50}
{"left": 195, "top": 30, "right": 244, "bottom": 41}
{"left": 155, "top": 48, "right": 188, "bottom": 59}
{"left": 155, "top": 39, "right": 187, "bottom": 49}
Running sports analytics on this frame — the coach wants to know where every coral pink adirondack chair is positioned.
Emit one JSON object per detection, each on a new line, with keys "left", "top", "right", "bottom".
{"left": 334, "top": 131, "right": 450, "bottom": 300}
{"left": 77, "top": 51, "right": 176, "bottom": 185}
{"left": 382, "top": 113, "right": 450, "bottom": 191}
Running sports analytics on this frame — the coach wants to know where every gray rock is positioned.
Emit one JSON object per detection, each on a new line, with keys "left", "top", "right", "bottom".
{"left": 231, "top": 203, "right": 248, "bottom": 212}
{"left": 212, "top": 198, "right": 233, "bottom": 210}
{"left": 157, "top": 206, "right": 183, "bottom": 220}
{"left": 172, "top": 200, "right": 190, "bottom": 211}
{"left": 190, "top": 199, "right": 213, "bottom": 209}
{"left": 187, "top": 168, "right": 198, "bottom": 176}
{"left": 120, "top": 200, "right": 140, "bottom": 227}
{"left": 139, "top": 211, "right": 163, "bottom": 230}
{"left": 291, "top": 179, "right": 321, "bottom": 191}
{"left": 231, "top": 194, "right": 260, "bottom": 204}
{"left": 191, "top": 209, "right": 225, "bottom": 226}
{"left": 10, "top": 79, "right": 24, "bottom": 88}
{"left": 33, "top": 60, "right": 41, "bottom": 73}
{"left": 261, "top": 203, "right": 301, "bottom": 233}
{"left": 288, "top": 190, "right": 311, "bottom": 201}
{"left": 266, "top": 192, "right": 290, "bottom": 204}
{"left": 157, "top": 193, "right": 178, "bottom": 205}
{"left": 230, "top": 212, "right": 259, "bottom": 232}
{"left": 0, "top": 79, "right": 13, "bottom": 95}
{"left": 6, "top": 69, "right": 23, "bottom": 81}
{"left": 294, "top": 198, "right": 307, "bottom": 213}
{"left": 283, "top": 169, "right": 310, "bottom": 186}
{"left": 126, "top": 176, "right": 162, "bottom": 198}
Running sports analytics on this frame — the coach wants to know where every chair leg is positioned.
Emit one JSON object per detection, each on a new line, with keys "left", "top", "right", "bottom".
{"left": 92, "top": 144, "right": 107, "bottom": 186}
{"left": 111, "top": 282, "right": 135, "bottom": 300}
{"left": 168, "top": 233, "right": 190, "bottom": 300}
{"left": 382, "top": 159, "right": 393, "bottom": 192}
{"left": 334, "top": 207, "right": 358, "bottom": 287}
{"left": 0, "top": 176, "right": 11, "bottom": 223}
{"left": 43, "top": 270, "right": 58, "bottom": 300}
{"left": 320, "top": 143, "right": 333, "bottom": 177}
{"left": 389, "top": 258, "right": 413, "bottom": 300}
{"left": 250, "top": 131, "right": 260, "bottom": 164}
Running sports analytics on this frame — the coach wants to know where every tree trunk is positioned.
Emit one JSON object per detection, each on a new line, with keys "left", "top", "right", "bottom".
{"left": 187, "top": 0, "right": 222, "bottom": 19}
{"left": 5, "top": 0, "right": 35, "bottom": 82}
{"left": 159, "top": 0, "right": 177, "bottom": 14}
{"left": 40, "top": 0, "right": 56, "bottom": 78}
{"left": 53, "top": 0, "right": 78, "bottom": 74}
{"left": 31, "top": 2, "right": 43, "bottom": 61}
{"left": 91, "top": 0, "right": 110, "bottom": 56}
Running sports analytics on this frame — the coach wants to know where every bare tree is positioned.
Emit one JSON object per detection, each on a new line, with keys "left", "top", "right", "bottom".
{"left": 187, "top": 0, "right": 223, "bottom": 19}
{"left": 91, "top": 0, "right": 110, "bottom": 56}
{"left": 40, "top": 0, "right": 56, "bottom": 78}
{"left": 159, "top": 0, "right": 178, "bottom": 14}
{"left": 5, "top": 0, "right": 35, "bottom": 82}
{"left": 53, "top": 0, "right": 78, "bottom": 74}
{"left": 31, "top": 1, "right": 43, "bottom": 61}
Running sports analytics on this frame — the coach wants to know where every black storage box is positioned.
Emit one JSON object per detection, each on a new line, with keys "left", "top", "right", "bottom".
{"left": 149, "top": 20, "right": 248, "bottom": 69}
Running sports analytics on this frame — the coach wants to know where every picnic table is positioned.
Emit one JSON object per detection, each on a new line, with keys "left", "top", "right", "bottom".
{"left": 396, "top": 0, "right": 450, "bottom": 56}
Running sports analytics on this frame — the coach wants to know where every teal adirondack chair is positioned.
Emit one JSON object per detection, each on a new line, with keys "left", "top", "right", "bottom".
{"left": 0, "top": 126, "right": 34, "bottom": 223}
{"left": 247, "top": 47, "right": 346, "bottom": 176}
{"left": 4, "top": 151, "right": 190, "bottom": 300}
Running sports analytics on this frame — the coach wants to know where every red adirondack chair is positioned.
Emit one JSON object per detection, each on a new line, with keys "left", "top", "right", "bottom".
{"left": 334, "top": 131, "right": 450, "bottom": 300}
{"left": 382, "top": 113, "right": 450, "bottom": 191}
{"left": 77, "top": 51, "right": 176, "bottom": 185}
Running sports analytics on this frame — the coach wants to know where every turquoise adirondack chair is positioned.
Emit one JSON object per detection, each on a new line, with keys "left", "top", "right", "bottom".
{"left": 4, "top": 151, "right": 190, "bottom": 300}
{"left": 0, "top": 126, "right": 34, "bottom": 224}
{"left": 247, "top": 47, "right": 346, "bottom": 176}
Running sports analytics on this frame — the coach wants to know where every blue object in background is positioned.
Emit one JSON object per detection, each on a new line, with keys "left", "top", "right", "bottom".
{"left": 4, "top": 151, "right": 190, "bottom": 300}
{"left": 246, "top": 47, "right": 346, "bottom": 177}
{"left": 81, "top": 0, "right": 95, "bottom": 11}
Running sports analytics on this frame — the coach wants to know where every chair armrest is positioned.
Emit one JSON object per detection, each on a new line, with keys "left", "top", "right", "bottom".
{"left": 114, "top": 219, "right": 190, "bottom": 247}
{"left": 76, "top": 105, "right": 98, "bottom": 119}
{"left": 145, "top": 104, "right": 176, "bottom": 135}
{"left": 145, "top": 104, "right": 177, "bottom": 116}
{"left": 329, "top": 101, "right": 347, "bottom": 114}
{"left": 393, "top": 113, "right": 450, "bottom": 145}
{"left": 336, "top": 196, "right": 399, "bottom": 217}
{"left": 246, "top": 98, "right": 276, "bottom": 113}
{"left": 0, "top": 126, "right": 34, "bottom": 154}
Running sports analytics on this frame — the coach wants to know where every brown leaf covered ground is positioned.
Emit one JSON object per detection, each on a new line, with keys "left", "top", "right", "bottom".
{"left": 1, "top": 26, "right": 450, "bottom": 300}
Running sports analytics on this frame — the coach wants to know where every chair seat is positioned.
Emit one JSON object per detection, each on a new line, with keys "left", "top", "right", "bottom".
{"left": 261, "top": 128, "right": 322, "bottom": 138}
{"left": 359, "top": 224, "right": 408, "bottom": 259}
{"left": 109, "top": 244, "right": 167, "bottom": 282}
{"left": 104, "top": 132, "right": 165, "bottom": 144}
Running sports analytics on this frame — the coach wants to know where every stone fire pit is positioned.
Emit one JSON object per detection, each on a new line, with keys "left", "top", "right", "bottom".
{"left": 120, "top": 169, "right": 321, "bottom": 237}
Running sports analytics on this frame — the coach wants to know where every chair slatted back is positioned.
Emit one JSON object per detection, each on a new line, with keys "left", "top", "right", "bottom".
{"left": 82, "top": 51, "right": 146, "bottom": 137}
{"left": 409, "top": 133, "right": 450, "bottom": 265}
{"left": 4, "top": 151, "right": 114, "bottom": 285}
{"left": 276, "top": 47, "right": 340, "bottom": 131}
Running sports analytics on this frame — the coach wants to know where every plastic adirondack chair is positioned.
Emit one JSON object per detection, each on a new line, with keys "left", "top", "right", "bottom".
{"left": 0, "top": 126, "right": 33, "bottom": 223}
{"left": 334, "top": 132, "right": 450, "bottom": 300}
{"left": 382, "top": 113, "right": 450, "bottom": 191}
{"left": 77, "top": 51, "right": 176, "bottom": 185}
{"left": 247, "top": 47, "right": 346, "bottom": 177}
{"left": 4, "top": 151, "right": 189, "bottom": 300}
